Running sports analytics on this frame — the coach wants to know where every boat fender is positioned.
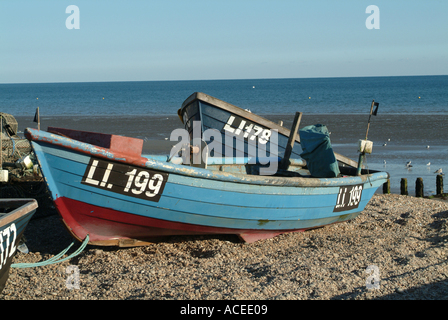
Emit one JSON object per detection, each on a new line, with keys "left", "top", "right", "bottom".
{"left": 169, "top": 156, "right": 183, "bottom": 165}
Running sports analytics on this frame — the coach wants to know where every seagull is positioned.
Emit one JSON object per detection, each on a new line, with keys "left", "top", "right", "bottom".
{"left": 383, "top": 142, "right": 387, "bottom": 146}
{"left": 426, "top": 145, "right": 430, "bottom": 149}
{"left": 426, "top": 162, "right": 431, "bottom": 166}
{"left": 406, "top": 161, "right": 412, "bottom": 168}
{"left": 434, "top": 168, "right": 444, "bottom": 175}
{"left": 383, "top": 160, "right": 387, "bottom": 167}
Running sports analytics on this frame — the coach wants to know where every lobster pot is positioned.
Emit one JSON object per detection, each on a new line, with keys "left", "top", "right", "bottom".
{"left": 1, "top": 135, "right": 32, "bottom": 163}
{"left": 1, "top": 113, "right": 32, "bottom": 163}
{"left": 0, "top": 113, "right": 18, "bottom": 137}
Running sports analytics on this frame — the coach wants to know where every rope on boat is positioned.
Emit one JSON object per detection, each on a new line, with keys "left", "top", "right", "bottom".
{"left": 11, "top": 234, "right": 89, "bottom": 269}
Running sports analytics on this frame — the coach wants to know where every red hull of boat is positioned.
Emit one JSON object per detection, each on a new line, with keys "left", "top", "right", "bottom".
{"left": 54, "top": 197, "right": 301, "bottom": 246}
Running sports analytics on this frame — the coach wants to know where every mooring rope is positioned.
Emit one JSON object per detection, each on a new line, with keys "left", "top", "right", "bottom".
{"left": 11, "top": 234, "right": 89, "bottom": 268}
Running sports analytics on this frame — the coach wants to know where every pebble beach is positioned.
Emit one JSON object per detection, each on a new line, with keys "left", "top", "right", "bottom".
{"left": 3, "top": 112, "right": 447, "bottom": 302}
{"left": 1, "top": 193, "right": 447, "bottom": 301}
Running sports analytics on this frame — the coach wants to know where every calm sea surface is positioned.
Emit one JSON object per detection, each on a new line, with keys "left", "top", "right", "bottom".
{"left": 1, "top": 76, "right": 447, "bottom": 195}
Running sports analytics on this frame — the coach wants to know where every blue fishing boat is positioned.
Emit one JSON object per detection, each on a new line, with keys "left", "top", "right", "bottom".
{"left": 25, "top": 126, "right": 388, "bottom": 246}
{"left": 0, "top": 198, "right": 38, "bottom": 293}
{"left": 178, "top": 92, "right": 358, "bottom": 168}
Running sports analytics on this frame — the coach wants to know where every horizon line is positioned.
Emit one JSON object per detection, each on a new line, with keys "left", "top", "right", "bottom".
{"left": 1, "top": 74, "right": 447, "bottom": 85}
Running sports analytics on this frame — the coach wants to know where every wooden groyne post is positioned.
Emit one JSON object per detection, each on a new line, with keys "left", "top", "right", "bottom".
{"left": 400, "top": 178, "right": 408, "bottom": 196}
{"left": 415, "top": 177, "right": 424, "bottom": 197}
{"left": 436, "top": 175, "right": 444, "bottom": 195}
{"left": 383, "top": 179, "right": 390, "bottom": 194}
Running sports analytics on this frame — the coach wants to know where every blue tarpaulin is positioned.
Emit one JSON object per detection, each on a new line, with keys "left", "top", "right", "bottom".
{"left": 299, "top": 124, "right": 340, "bottom": 178}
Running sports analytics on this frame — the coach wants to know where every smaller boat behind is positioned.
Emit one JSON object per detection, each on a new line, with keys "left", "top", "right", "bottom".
{"left": 178, "top": 92, "right": 358, "bottom": 168}
{"left": 0, "top": 198, "right": 38, "bottom": 293}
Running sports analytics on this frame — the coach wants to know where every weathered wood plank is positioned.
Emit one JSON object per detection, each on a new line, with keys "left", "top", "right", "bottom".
{"left": 280, "top": 112, "right": 302, "bottom": 170}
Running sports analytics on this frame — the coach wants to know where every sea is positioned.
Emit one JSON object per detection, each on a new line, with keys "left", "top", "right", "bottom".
{"left": 1, "top": 75, "right": 447, "bottom": 196}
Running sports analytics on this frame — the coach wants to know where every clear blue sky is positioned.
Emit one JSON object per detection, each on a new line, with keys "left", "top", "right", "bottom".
{"left": 1, "top": 0, "right": 447, "bottom": 83}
